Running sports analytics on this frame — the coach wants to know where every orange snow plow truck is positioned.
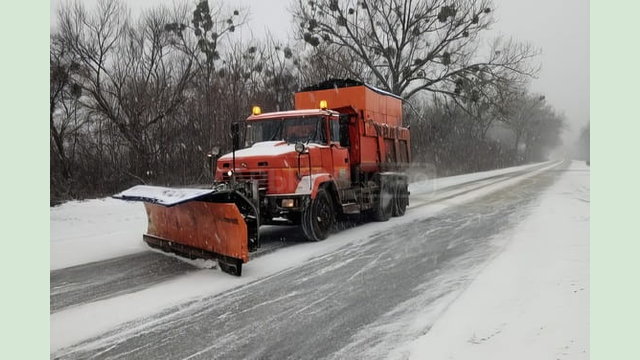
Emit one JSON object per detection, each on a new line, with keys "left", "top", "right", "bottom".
{"left": 114, "top": 79, "right": 411, "bottom": 275}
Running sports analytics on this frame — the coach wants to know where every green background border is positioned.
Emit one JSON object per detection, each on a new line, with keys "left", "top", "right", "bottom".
{"left": 0, "top": 0, "right": 50, "bottom": 358}
{"left": 592, "top": 0, "right": 640, "bottom": 359}
{"left": 0, "top": 0, "right": 637, "bottom": 358}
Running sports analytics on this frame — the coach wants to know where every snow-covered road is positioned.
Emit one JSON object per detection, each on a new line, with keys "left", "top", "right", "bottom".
{"left": 50, "top": 160, "right": 588, "bottom": 359}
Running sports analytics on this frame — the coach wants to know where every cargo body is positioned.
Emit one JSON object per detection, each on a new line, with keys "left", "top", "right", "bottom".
{"left": 114, "top": 79, "right": 411, "bottom": 275}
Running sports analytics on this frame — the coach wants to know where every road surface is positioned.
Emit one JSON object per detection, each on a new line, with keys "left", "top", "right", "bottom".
{"left": 52, "top": 162, "right": 568, "bottom": 359}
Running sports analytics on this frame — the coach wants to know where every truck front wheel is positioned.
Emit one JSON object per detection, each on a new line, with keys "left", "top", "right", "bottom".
{"left": 301, "top": 188, "right": 335, "bottom": 241}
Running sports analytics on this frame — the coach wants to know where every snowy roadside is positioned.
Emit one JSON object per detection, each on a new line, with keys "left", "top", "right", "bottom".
{"left": 407, "top": 161, "right": 553, "bottom": 195}
{"left": 396, "top": 160, "right": 589, "bottom": 359}
{"left": 49, "top": 161, "right": 551, "bottom": 271}
{"left": 50, "top": 198, "right": 147, "bottom": 270}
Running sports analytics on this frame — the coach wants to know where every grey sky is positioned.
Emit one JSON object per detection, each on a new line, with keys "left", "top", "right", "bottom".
{"left": 51, "top": 0, "right": 589, "bottom": 142}
{"left": 489, "top": 0, "right": 589, "bottom": 142}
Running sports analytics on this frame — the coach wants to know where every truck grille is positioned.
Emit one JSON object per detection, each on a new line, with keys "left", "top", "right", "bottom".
{"left": 223, "top": 171, "right": 269, "bottom": 191}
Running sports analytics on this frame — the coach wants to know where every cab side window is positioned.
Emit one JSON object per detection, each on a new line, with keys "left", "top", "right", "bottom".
{"left": 330, "top": 118, "right": 340, "bottom": 143}
{"left": 338, "top": 115, "right": 350, "bottom": 147}
{"left": 317, "top": 118, "right": 327, "bottom": 143}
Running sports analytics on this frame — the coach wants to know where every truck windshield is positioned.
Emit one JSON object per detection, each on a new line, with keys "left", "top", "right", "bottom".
{"left": 245, "top": 116, "right": 326, "bottom": 147}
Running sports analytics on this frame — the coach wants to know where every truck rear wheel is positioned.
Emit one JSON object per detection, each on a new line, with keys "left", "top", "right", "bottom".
{"left": 392, "top": 183, "right": 408, "bottom": 217}
{"left": 301, "top": 188, "right": 335, "bottom": 241}
{"left": 370, "top": 180, "right": 393, "bottom": 222}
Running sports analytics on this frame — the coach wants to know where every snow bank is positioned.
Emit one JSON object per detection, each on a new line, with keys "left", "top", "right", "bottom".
{"left": 408, "top": 161, "right": 551, "bottom": 196}
{"left": 50, "top": 198, "right": 147, "bottom": 270}
{"left": 400, "top": 161, "right": 589, "bottom": 359}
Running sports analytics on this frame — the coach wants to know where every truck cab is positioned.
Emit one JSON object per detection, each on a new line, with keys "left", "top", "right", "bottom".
{"left": 215, "top": 107, "right": 350, "bottom": 232}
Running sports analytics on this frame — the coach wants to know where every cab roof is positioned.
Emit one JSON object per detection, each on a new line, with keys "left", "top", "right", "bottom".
{"left": 247, "top": 109, "right": 339, "bottom": 121}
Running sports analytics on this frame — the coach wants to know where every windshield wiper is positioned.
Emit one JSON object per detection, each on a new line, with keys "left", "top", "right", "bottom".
{"left": 269, "top": 120, "right": 285, "bottom": 141}
{"left": 305, "top": 118, "right": 322, "bottom": 144}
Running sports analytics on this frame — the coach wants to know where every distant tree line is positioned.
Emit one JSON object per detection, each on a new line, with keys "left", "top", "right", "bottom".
{"left": 50, "top": 0, "right": 565, "bottom": 203}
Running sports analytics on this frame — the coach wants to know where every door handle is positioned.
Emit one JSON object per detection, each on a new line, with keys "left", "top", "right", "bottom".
{"left": 344, "top": 158, "right": 348, "bottom": 163}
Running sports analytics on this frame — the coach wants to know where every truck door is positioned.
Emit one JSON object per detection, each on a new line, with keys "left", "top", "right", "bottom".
{"left": 329, "top": 115, "right": 350, "bottom": 188}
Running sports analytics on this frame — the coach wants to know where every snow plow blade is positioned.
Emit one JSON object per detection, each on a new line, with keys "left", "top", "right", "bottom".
{"left": 114, "top": 185, "right": 259, "bottom": 276}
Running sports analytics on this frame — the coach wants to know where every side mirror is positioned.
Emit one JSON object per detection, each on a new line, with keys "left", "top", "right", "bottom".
{"left": 207, "top": 146, "right": 221, "bottom": 171}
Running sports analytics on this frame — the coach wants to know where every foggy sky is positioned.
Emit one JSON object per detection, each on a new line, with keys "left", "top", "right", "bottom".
{"left": 50, "top": 0, "right": 589, "bottom": 143}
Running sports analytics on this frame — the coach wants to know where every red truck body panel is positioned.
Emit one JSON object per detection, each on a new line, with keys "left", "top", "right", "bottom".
{"left": 295, "top": 84, "right": 410, "bottom": 172}
{"left": 294, "top": 85, "right": 403, "bottom": 127}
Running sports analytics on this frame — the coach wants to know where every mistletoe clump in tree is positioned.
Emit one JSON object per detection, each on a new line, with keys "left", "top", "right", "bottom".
{"left": 294, "top": 0, "right": 538, "bottom": 99}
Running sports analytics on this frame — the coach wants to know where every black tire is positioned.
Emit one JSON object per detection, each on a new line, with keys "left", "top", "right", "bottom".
{"left": 301, "top": 188, "right": 335, "bottom": 241}
{"left": 370, "top": 179, "right": 393, "bottom": 222}
{"left": 392, "top": 183, "right": 408, "bottom": 217}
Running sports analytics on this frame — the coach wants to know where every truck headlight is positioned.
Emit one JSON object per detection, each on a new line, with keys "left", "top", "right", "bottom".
{"left": 295, "top": 142, "right": 305, "bottom": 154}
{"left": 281, "top": 199, "right": 295, "bottom": 208}
{"left": 227, "top": 170, "right": 233, "bottom": 177}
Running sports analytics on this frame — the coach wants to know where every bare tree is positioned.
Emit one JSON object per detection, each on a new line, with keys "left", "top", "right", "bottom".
{"left": 499, "top": 92, "right": 564, "bottom": 162}
{"left": 50, "top": 34, "right": 82, "bottom": 184}
{"left": 522, "top": 105, "right": 565, "bottom": 162}
{"left": 163, "top": 0, "right": 247, "bottom": 171}
{"left": 254, "top": 35, "right": 303, "bottom": 111}
{"left": 58, "top": 0, "right": 197, "bottom": 181}
{"left": 449, "top": 59, "right": 527, "bottom": 140}
{"left": 501, "top": 92, "right": 545, "bottom": 152}
{"left": 296, "top": 42, "right": 369, "bottom": 85}
{"left": 293, "top": 0, "right": 538, "bottom": 98}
